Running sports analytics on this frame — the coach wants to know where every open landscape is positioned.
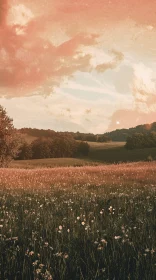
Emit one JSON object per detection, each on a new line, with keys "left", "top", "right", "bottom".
{"left": 1, "top": 0, "right": 156, "bottom": 279}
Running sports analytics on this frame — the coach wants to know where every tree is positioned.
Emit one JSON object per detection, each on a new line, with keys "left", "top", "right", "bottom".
{"left": 17, "top": 142, "right": 33, "bottom": 160}
{"left": 0, "top": 105, "right": 20, "bottom": 167}
{"left": 125, "top": 132, "right": 156, "bottom": 150}
{"left": 31, "top": 138, "right": 51, "bottom": 159}
{"left": 77, "top": 141, "right": 90, "bottom": 156}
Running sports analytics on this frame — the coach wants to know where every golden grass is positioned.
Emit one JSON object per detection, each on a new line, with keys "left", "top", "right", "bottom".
{"left": 1, "top": 161, "right": 156, "bottom": 191}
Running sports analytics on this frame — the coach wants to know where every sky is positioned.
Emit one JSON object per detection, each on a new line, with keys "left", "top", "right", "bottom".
{"left": 0, "top": 0, "right": 156, "bottom": 133}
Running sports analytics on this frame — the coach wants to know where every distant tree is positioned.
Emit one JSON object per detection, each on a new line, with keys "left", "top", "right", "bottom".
{"left": 77, "top": 141, "right": 90, "bottom": 156}
{"left": 51, "top": 136, "right": 78, "bottom": 158}
{"left": 17, "top": 142, "right": 33, "bottom": 160}
{"left": 31, "top": 138, "right": 51, "bottom": 159}
{"left": 125, "top": 132, "right": 156, "bottom": 150}
{"left": 0, "top": 105, "right": 20, "bottom": 167}
{"left": 96, "top": 135, "right": 111, "bottom": 142}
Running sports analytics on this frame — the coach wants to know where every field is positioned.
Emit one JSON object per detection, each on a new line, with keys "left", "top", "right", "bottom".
{"left": 0, "top": 162, "right": 156, "bottom": 279}
{"left": 88, "top": 142, "right": 156, "bottom": 163}
{"left": 10, "top": 158, "right": 100, "bottom": 169}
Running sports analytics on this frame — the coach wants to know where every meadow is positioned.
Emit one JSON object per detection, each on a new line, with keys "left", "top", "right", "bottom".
{"left": 0, "top": 162, "right": 156, "bottom": 279}
{"left": 88, "top": 142, "right": 156, "bottom": 163}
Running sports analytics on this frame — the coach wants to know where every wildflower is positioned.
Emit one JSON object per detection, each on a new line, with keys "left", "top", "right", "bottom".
{"left": 32, "top": 260, "right": 38, "bottom": 266}
{"left": 59, "top": 225, "right": 63, "bottom": 230}
{"left": 39, "top": 264, "right": 45, "bottom": 268}
{"left": 101, "top": 239, "right": 107, "bottom": 244}
{"left": 77, "top": 216, "right": 80, "bottom": 220}
{"left": 114, "top": 236, "right": 121, "bottom": 240}
{"left": 55, "top": 252, "right": 63, "bottom": 257}
{"left": 145, "top": 248, "right": 150, "bottom": 253}
{"left": 67, "top": 229, "right": 70, "bottom": 233}
{"left": 85, "top": 225, "right": 90, "bottom": 231}
{"left": 97, "top": 246, "right": 103, "bottom": 250}
{"left": 64, "top": 253, "right": 69, "bottom": 259}
{"left": 108, "top": 206, "right": 113, "bottom": 212}
{"left": 81, "top": 222, "right": 85, "bottom": 226}
{"left": 36, "top": 268, "right": 42, "bottom": 274}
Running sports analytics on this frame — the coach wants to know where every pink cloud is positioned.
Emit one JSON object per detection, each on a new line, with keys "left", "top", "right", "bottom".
{"left": 0, "top": 3, "right": 99, "bottom": 97}
{"left": 1, "top": 0, "right": 155, "bottom": 98}
{"left": 96, "top": 50, "right": 124, "bottom": 73}
{"left": 0, "top": 0, "right": 8, "bottom": 26}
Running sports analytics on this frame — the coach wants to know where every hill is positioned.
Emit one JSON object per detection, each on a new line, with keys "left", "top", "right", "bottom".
{"left": 88, "top": 141, "right": 156, "bottom": 163}
{"left": 18, "top": 122, "right": 156, "bottom": 143}
{"left": 104, "top": 122, "right": 156, "bottom": 141}
{"left": 18, "top": 128, "right": 111, "bottom": 143}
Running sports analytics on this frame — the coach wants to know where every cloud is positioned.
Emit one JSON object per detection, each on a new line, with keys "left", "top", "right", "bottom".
{"left": 132, "top": 63, "right": 156, "bottom": 111}
{"left": 0, "top": 0, "right": 8, "bottom": 26}
{"left": 107, "top": 63, "right": 156, "bottom": 131}
{"left": 1, "top": 0, "right": 155, "bottom": 99}
{"left": 9, "top": 4, "right": 34, "bottom": 26}
{"left": 86, "top": 109, "right": 91, "bottom": 114}
{"left": 0, "top": 20, "right": 98, "bottom": 97}
{"left": 0, "top": 1, "right": 102, "bottom": 97}
{"left": 0, "top": 90, "right": 115, "bottom": 133}
{"left": 96, "top": 50, "right": 124, "bottom": 73}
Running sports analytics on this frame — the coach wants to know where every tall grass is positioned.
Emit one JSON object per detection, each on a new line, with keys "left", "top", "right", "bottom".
{"left": 0, "top": 162, "right": 156, "bottom": 279}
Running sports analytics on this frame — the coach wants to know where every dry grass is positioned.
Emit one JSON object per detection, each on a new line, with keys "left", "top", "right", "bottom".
{"left": 1, "top": 161, "right": 156, "bottom": 191}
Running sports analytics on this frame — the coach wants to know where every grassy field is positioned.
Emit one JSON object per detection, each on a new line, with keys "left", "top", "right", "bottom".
{"left": 10, "top": 158, "right": 100, "bottom": 169}
{"left": 88, "top": 141, "right": 156, "bottom": 163}
{"left": 88, "top": 141, "right": 125, "bottom": 149}
{"left": 0, "top": 162, "right": 156, "bottom": 279}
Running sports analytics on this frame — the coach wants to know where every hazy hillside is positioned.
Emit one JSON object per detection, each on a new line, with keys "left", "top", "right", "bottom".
{"left": 104, "top": 122, "right": 156, "bottom": 141}
{"left": 18, "top": 128, "right": 111, "bottom": 143}
{"left": 18, "top": 122, "right": 156, "bottom": 143}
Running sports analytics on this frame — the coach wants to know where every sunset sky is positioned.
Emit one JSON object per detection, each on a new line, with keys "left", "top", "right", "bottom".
{"left": 0, "top": 0, "right": 156, "bottom": 133}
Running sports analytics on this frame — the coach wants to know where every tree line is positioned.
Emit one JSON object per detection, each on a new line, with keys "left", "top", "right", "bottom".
{"left": 73, "top": 132, "right": 111, "bottom": 142}
{"left": 125, "top": 132, "right": 156, "bottom": 149}
{"left": 104, "top": 123, "right": 156, "bottom": 141}
{"left": 17, "top": 137, "right": 90, "bottom": 160}
{"left": 19, "top": 128, "right": 111, "bottom": 143}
